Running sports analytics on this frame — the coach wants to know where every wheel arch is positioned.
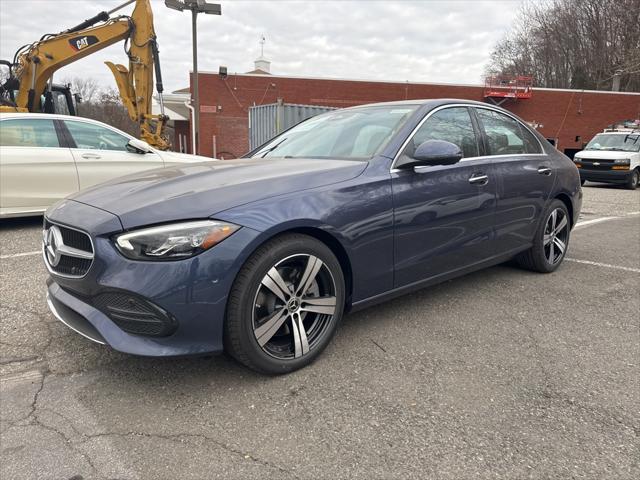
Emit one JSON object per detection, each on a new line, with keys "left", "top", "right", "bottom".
{"left": 554, "top": 192, "right": 574, "bottom": 227}
{"left": 236, "top": 224, "right": 355, "bottom": 311}
{"left": 287, "top": 226, "right": 354, "bottom": 308}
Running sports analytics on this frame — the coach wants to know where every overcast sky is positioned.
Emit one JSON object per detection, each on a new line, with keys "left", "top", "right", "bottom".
{"left": 0, "top": 0, "right": 523, "bottom": 92}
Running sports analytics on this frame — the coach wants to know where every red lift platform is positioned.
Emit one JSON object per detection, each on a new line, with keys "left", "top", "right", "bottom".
{"left": 484, "top": 75, "right": 533, "bottom": 105}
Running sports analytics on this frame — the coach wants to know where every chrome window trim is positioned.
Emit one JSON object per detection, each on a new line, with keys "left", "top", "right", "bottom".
{"left": 42, "top": 218, "right": 95, "bottom": 279}
{"left": 390, "top": 103, "right": 546, "bottom": 172}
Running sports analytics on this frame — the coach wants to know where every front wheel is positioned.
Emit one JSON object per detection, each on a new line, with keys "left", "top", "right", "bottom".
{"left": 626, "top": 169, "right": 639, "bottom": 190}
{"left": 225, "top": 234, "right": 345, "bottom": 374}
{"left": 516, "top": 199, "right": 571, "bottom": 273}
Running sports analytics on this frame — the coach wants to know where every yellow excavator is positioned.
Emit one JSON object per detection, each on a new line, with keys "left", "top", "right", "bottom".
{"left": 0, "top": 0, "right": 170, "bottom": 150}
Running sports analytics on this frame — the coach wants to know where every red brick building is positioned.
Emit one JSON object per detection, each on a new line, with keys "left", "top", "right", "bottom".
{"left": 172, "top": 72, "right": 640, "bottom": 159}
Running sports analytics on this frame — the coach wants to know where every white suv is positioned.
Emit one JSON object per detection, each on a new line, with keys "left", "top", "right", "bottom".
{"left": 0, "top": 113, "right": 214, "bottom": 218}
{"left": 574, "top": 128, "right": 640, "bottom": 190}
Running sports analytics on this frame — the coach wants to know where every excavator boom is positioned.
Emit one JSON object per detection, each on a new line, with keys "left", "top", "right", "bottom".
{"left": 0, "top": 0, "right": 170, "bottom": 150}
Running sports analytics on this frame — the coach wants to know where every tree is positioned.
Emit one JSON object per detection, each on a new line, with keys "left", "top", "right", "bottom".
{"left": 59, "top": 78, "right": 140, "bottom": 136}
{"left": 61, "top": 77, "right": 100, "bottom": 104}
{"left": 486, "top": 0, "right": 640, "bottom": 92}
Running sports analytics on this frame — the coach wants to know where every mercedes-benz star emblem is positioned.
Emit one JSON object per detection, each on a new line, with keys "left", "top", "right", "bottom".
{"left": 43, "top": 226, "right": 64, "bottom": 267}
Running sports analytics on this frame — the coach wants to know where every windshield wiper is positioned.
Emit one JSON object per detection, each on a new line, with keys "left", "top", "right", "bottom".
{"left": 258, "top": 137, "right": 288, "bottom": 158}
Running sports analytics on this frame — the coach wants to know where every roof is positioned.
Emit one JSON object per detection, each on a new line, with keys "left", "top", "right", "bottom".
{"left": 192, "top": 70, "right": 640, "bottom": 96}
{"left": 342, "top": 98, "right": 494, "bottom": 109}
{"left": 245, "top": 68, "right": 271, "bottom": 75}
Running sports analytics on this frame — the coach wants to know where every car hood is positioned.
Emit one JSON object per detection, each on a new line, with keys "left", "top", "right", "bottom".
{"left": 575, "top": 150, "right": 637, "bottom": 160}
{"left": 69, "top": 157, "right": 368, "bottom": 229}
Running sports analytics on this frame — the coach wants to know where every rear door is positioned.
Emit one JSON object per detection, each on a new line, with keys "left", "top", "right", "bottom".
{"left": 61, "top": 119, "right": 163, "bottom": 190}
{"left": 0, "top": 117, "right": 78, "bottom": 214}
{"left": 391, "top": 106, "right": 497, "bottom": 287}
{"left": 473, "top": 107, "right": 555, "bottom": 253}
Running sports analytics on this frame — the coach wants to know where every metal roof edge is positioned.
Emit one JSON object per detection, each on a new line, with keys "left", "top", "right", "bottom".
{"left": 190, "top": 71, "right": 640, "bottom": 96}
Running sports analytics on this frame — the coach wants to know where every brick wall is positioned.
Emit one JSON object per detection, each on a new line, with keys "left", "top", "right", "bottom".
{"left": 187, "top": 72, "right": 640, "bottom": 159}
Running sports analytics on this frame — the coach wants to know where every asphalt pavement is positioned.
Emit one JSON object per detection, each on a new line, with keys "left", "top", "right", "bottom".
{"left": 1, "top": 183, "right": 639, "bottom": 480}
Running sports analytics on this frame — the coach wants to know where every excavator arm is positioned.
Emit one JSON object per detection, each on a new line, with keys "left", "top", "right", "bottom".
{"left": 1, "top": 0, "right": 170, "bottom": 150}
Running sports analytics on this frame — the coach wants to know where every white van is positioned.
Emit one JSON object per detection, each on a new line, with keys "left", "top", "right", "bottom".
{"left": 574, "top": 127, "right": 640, "bottom": 190}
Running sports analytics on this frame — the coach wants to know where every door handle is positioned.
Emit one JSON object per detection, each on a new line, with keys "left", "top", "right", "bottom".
{"left": 537, "top": 166, "right": 552, "bottom": 175}
{"left": 469, "top": 174, "right": 489, "bottom": 185}
{"left": 81, "top": 153, "right": 101, "bottom": 159}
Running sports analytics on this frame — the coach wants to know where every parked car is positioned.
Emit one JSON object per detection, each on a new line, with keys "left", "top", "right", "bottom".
{"left": 573, "top": 128, "right": 640, "bottom": 189}
{"left": 43, "top": 99, "right": 582, "bottom": 374}
{"left": 0, "top": 113, "right": 213, "bottom": 218}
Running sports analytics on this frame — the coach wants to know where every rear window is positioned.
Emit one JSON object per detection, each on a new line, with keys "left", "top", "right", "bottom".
{"left": 0, "top": 118, "right": 60, "bottom": 147}
{"left": 519, "top": 124, "right": 543, "bottom": 154}
{"left": 476, "top": 109, "right": 526, "bottom": 156}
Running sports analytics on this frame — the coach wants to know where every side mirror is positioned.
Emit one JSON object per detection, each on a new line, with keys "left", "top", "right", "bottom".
{"left": 397, "top": 139, "right": 463, "bottom": 169}
{"left": 126, "top": 138, "right": 152, "bottom": 154}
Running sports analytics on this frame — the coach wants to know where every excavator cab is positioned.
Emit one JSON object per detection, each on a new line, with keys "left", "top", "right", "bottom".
{"left": 42, "top": 85, "right": 78, "bottom": 116}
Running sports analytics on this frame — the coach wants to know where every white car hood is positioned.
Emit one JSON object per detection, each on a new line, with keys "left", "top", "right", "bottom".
{"left": 574, "top": 150, "right": 636, "bottom": 160}
{"left": 158, "top": 151, "right": 218, "bottom": 163}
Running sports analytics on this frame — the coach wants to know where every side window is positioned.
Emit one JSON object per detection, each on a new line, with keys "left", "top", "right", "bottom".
{"left": 519, "top": 124, "right": 543, "bottom": 154}
{"left": 0, "top": 119, "right": 60, "bottom": 148}
{"left": 64, "top": 121, "right": 129, "bottom": 151}
{"left": 404, "top": 107, "right": 479, "bottom": 159}
{"left": 476, "top": 109, "right": 525, "bottom": 156}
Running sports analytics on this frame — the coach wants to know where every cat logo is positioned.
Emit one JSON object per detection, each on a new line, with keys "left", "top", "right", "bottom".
{"left": 68, "top": 35, "right": 99, "bottom": 51}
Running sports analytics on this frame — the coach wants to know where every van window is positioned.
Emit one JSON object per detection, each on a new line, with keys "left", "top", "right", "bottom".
{"left": 585, "top": 133, "right": 640, "bottom": 153}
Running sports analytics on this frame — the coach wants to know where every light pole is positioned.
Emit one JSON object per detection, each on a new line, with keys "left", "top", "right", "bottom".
{"left": 165, "top": 0, "right": 221, "bottom": 155}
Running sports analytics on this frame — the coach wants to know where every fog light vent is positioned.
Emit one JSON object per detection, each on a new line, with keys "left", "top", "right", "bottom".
{"left": 92, "top": 292, "right": 177, "bottom": 337}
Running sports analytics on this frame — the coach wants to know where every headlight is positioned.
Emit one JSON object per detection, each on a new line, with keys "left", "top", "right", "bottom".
{"left": 115, "top": 220, "right": 240, "bottom": 261}
{"left": 613, "top": 158, "right": 630, "bottom": 165}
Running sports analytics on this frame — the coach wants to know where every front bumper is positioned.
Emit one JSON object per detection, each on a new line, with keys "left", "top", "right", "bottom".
{"left": 45, "top": 201, "right": 262, "bottom": 357}
{"left": 579, "top": 169, "right": 632, "bottom": 184}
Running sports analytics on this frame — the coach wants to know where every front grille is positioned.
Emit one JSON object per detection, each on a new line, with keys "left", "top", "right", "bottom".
{"left": 43, "top": 220, "right": 94, "bottom": 278}
{"left": 92, "top": 292, "right": 177, "bottom": 337}
{"left": 59, "top": 226, "right": 93, "bottom": 253}
{"left": 53, "top": 255, "right": 93, "bottom": 277}
{"left": 578, "top": 159, "right": 615, "bottom": 171}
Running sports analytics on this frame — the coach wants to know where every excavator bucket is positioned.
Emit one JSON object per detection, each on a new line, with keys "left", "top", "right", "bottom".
{"left": 105, "top": 61, "right": 137, "bottom": 121}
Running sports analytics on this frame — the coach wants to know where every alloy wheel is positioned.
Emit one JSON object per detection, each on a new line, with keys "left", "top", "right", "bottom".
{"left": 543, "top": 208, "right": 569, "bottom": 265}
{"left": 252, "top": 254, "right": 338, "bottom": 359}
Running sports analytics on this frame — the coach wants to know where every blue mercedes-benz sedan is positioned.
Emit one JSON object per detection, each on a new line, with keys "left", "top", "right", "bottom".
{"left": 43, "top": 99, "right": 582, "bottom": 374}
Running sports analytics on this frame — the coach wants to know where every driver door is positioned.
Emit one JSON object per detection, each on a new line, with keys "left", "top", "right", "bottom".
{"left": 62, "top": 119, "right": 163, "bottom": 190}
{"left": 391, "top": 106, "right": 497, "bottom": 287}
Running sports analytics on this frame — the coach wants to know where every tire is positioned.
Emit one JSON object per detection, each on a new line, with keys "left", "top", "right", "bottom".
{"left": 626, "top": 169, "right": 639, "bottom": 190}
{"left": 580, "top": 178, "right": 586, "bottom": 186}
{"left": 516, "top": 199, "right": 571, "bottom": 273}
{"left": 224, "top": 233, "right": 345, "bottom": 374}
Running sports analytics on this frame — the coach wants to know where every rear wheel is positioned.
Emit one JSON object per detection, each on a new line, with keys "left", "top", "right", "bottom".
{"left": 516, "top": 199, "right": 571, "bottom": 273}
{"left": 626, "top": 169, "right": 639, "bottom": 190}
{"left": 225, "top": 234, "right": 345, "bottom": 374}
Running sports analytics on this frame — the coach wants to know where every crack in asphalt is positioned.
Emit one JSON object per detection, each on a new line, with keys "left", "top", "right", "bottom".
{"left": 6, "top": 370, "right": 104, "bottom": 479}
{"left": 0, "top": 355, "right": 41, "bottom": 366}
{"left": 79, "top": 431, "right": 302, "bottom": 479}
{"left": 3, "top": 368, "right": 299, "bottom": 479}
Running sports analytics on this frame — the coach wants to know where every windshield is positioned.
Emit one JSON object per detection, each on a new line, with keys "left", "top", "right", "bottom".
{"left": 585, "top": 133, "right": 640, "bottom": 152}
{"left": 251, "top": 105, "right": 419, "bottom": 159}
